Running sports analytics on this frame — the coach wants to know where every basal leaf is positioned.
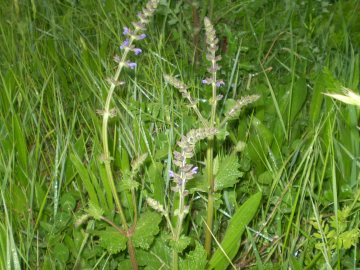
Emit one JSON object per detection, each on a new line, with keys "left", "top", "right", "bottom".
{"left": 97, "top": 227, "right": 127, "bottom": 254}
{"left": 214, "top": 155, "right": 243, "bottom": 191}
{"left": 133, "top": 211, "right": 162, "bottom": 249}
{"left": 169, "top": 235, "right": 191, "bottom": 253}
{"left": 179, "top": 241, "right": 207, "bottom": 270}
{"left": 209, "top": 192, "right": 262, "bottom": 270}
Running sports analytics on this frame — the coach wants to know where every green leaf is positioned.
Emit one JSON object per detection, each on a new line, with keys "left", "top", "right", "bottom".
{"left": 209, "top": 192, "right": 262, "bottom": 270}
{"left": 133, "top": 211, "right": 162, "bottom": 249}
{"left": 169, "top": 235, "right": 191, "bottom": 253}
{"left": 119, "top": 176, "right": 140, "bottom": 192}
{"left": 87, "top": 201, "right": 104, "bottom": 220}
{"left": 179, "top": 241, "right": 207, "bottom": 270}
{"left": 70, "top": 153, "right": 99, "bottom": 207}
{"left": 53, "top": 243, "right": 69, "bottom": 263}
{"left": 97, "top": 227, "right": 127, "bottom": 254}
{"left": 214, "top": 155, "right": 243, "bottom": 191}
{"left": 117, "top": 259, "right": 132, "bottom": 269}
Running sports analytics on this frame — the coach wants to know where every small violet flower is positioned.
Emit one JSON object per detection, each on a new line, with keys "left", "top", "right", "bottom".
{"left": 202, "top": 79, "right": 208, "bottom": 84}
{"left": 216, "top": 80, "right": 225, "bottom": 87}
{"left": 126, "top": 61, "right": 137, "bottom": 69}
{"left": 123, "top": 27, "right": 130, "bottom": 36}
{"left": 191, "top": 166, "right": 198, "bottom": 174}
{"left": 169, "top": 170, "right": 175, "bottom": 178}
{"left": 138, "top": 33, "right": 146, "bottom": 40}
{"left": 133, "top": 48, "right": 142, "bottom": 55}
{"left": 120, "top": 39, "right": 129, "bottom": 50}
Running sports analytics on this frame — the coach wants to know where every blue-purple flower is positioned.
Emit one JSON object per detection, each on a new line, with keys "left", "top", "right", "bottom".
{"left": 126, "top": 61, "right": 137, "bottom": 69}
{"left": 216, "top": 80, "right": 225, "bottom": 87}
{"left": 120, "top": 39, "right": 129, "bottom": 50}
{"left": 133, "top": 48, "right": 142, "bottom": 55}
{"left": 138, "top": 33, "right": 146, "bottom": 40}
{"left": 169, "top": 170, "right": 175, "bottom": 178}
{"left": 123, "top": 27, "right": 130, "bottom": 36}
{"left": 191, "top": 166, "right": 198, "bottom": 174}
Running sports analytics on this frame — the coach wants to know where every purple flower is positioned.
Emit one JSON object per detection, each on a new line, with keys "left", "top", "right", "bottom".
{"left": 138, "top": 33, "right": 146, "bottom": 40}
{"left": 191, "top": 166, "right": 198, "bottom": 174}
{"left": 216, "top": 80, "right": 225, "bottom": 87}
{"left": 123, "top": 27, "right": 130, "bottom": 36}
{"left": 133, "top": 48, "right": 142, "bottom": 55}
{"left": 126, "top": 61, "right": 137, "bottom": 69}
{"left": 120, "top": 39, "right": 129, "bottom": 50}
{"left": 202, "top": 79, "right": 208, "bottom": 84}
{"left": 169, "top": 170, "right": 175, "bottom": 178}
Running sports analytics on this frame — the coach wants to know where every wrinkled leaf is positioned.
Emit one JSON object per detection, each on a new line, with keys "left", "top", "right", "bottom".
{"left": 214, "top": 155, "right": 243, "bottom": 191}
{"left": 179, "top": 241, "right": 207, "bottom": 270}
{"left": 97, "top": 227, "right": 127, "bottom": 254}
{"left": 169, "top": 235, "right": 191, "bottom": 253}
{"left": 133, "top": 211, "right": 162, "bottom": 249}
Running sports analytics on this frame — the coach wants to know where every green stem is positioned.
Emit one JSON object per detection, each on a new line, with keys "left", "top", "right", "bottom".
{"left": 204, "top": 141, "right": 214, "bottom": 255}
{"left": 102, "top": 44, "right": 131, "bottom": 229}
{"left": 205, "top": 60, "right": 217, "bottom": 256}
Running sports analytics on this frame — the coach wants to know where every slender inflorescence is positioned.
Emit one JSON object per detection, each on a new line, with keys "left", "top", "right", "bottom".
{"left": 202, "top": 17, "right": 224, "bottom": 94}
{"left": 99, "top": 1, "right": 159, "bottom": 269}
{"left": 202, "top": 17, "right": 223, "bottom": 256}
{"left": 170, "top": 128, "right": 218, "bottom": 270}
{"left": 164, "top": 74, "right": 207, "bottom": 125}
{"left": 221, "top": 94, "right": 261, "bottom": 126}
{"left": 170, "top": 128, "right": 218, "bottom": 198}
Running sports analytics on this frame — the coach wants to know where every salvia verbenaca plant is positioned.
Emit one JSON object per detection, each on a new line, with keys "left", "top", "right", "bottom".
{"left": 82, "top": 3, "right": 260, "bottom": 268}
{"left": 93, "top": 1, "right": 159, "bottom": 269}
{"left": 164, "top": 17, "right": 260, "bottom": 258}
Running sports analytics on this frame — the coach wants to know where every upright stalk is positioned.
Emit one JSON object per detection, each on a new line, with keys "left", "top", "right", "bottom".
{"left": 202, "top": 17, "right": 221, "bottom": 256}
{"left": 99, "top": 1, "right": 159, "bottom": 269}
{"left": 101, "top": 41, "right": 138, "bottom": 270}
{"left": 102, "top": 45, "right": 132, "bottom": 228}
{"left": 205, "top": 69, "right": 217, "bottom": 255}
{"left": 168, "top": 129, "right": 218, "bottom": 270}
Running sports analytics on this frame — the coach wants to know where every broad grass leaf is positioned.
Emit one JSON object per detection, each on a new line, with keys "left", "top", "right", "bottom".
{"left": 133, "top": 211, "right": 162, "bottom": 249}
{"left": 214, "top": 155, "right": 243, "bottom": 191}
{"left": 179, "top": 241, "right": 207, "bottom": 270}
{"left": 70, "top": 153, "right": 99, "bottom": 207}
{"left": 147, "top": 162, "right": 165, "bottom": 202}
{"left": 209, "top": 192, "right": 262, "bottom": 270}
{"left": 97, "top": 227, "right": 127, "bottom": 254}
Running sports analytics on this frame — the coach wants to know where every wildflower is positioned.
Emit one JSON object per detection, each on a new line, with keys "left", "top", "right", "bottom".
{"left": 120, "top": 39, "right": 129, "bottom": 50}
{"left": 137, "top": 33, "right": 146, "bottom": 40}
{"left": 191, "top": 166, "right": 198, "bottom": 174}
{"left": 216, "top": 80, "right": 225, "bottom": 87}
{"left": 126, "top": 61, "right": 137, "bottom": 69}
{"left": 133, "top": 48, "right": 142, "bottom": 55}
{"left": 123, "top": 27, "right": 130, "bottom": 36}
{"left": 169, "top": 170, "right": 175, "bottom": 178}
